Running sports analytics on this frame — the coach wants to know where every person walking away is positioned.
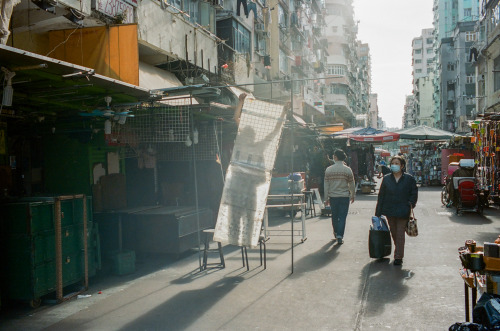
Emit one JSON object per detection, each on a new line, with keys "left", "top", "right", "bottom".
{"left": 377, "top": 163, "right": 391, "bottom": 178}
{"left": 375, "top": 156, "right": 418, "bottom": 265}
{"left": 324, "top": 149, "right": 355, "bottom": 244}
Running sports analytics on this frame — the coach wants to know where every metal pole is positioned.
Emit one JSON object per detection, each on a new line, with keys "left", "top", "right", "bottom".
{"left": 290, "top": 76, "right": 295, "bottom": 274}
{"left": 190, "top": 96, "right": 203, "bottom": 272}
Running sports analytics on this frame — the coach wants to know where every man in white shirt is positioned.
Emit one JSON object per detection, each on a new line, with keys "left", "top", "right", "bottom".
{"left": 324, "top": 149, "right": 355, "bottom": 244}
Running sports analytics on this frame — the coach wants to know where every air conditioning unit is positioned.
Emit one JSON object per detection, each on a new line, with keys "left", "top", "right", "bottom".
{"left": 255, "top": 23, "right": 265, "bottom": 33}
{"left": 446, "top": 109, "right": 454, "bottom": 115}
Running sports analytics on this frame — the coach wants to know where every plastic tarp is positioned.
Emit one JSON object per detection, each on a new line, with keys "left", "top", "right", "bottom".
{"left": 395, "top": 125, "right": 458, "bottom": 140}
{"left": 49, "top": 25, "right": 139, "bottom": 85}
{"left": 214, "top": 98, "right": 286, "bottom": 247}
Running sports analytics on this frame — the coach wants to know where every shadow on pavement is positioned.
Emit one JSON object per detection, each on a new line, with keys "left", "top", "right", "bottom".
{"left": 119, "top": 276, "right": 245, "bottom": 331}
{"left": 359, "top": 259, "right": 411, "bottom": 317}
{"left": 289, "top": 240, "right": 340, "bottom": 277}
{"left": 446, "top": 210, "right": 493, "bottom": 225}
{"left": 355, "top": 193, "right": 379, "bottom": 202}
{"left": 467, "top": 228, "right": 500, "bottom": 247}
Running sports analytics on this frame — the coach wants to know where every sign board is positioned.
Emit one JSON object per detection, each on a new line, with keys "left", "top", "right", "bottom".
{"left": 95, "top": 0, "right": 135, "bottom": 22}
{"left": 400, "top": 145, "right": 410, "bottom": 154}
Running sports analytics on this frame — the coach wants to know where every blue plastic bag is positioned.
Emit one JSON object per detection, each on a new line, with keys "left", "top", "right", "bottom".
{"left": 371, "top": 216, "right": 389, "bottom": 231}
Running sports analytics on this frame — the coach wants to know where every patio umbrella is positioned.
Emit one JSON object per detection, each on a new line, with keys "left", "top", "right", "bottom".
{"left": 395, "top": 125, "right": 457, "bottom": 140}
{"left": 331, "top": 127, "right": 400, "bottom": 142}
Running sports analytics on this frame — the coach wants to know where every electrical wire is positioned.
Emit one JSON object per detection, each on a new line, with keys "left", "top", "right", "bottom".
{"left": 45, "top": 26, "right": 80, "bottom": 57}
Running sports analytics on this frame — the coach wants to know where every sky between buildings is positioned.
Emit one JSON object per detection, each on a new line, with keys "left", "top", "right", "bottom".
{"left": 353, "top": 0, "right": 434, "bottom": 129}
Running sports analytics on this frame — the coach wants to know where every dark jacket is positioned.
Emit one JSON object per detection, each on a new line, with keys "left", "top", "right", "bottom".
{"left": 375, "top": 172, "right": 418, "bottom": 218}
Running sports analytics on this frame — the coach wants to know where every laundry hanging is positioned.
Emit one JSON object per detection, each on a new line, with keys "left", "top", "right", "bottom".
{"left": 236, "top": 0, "right": 249, "bottom": 18}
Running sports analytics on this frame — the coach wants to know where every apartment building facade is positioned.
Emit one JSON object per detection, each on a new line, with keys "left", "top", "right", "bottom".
{"left": 473, "top": 0, "right": 500, "bottom": 117}
{"left": 432, "top": 0, "right": 480, "bottom": 131}
{"left": 323, "top": 0, "right": 360, "bottom": 127}
{"left": 406, "top": 28, "right": 435, "bottom": 128}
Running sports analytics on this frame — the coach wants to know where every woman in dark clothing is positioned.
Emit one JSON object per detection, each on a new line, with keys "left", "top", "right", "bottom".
{"left": 375, "top": 156, "right": 418, "bottom": 266}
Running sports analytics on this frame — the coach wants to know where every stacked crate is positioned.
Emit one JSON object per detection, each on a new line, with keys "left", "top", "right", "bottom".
{"left": 1, "top": 195, "right": 99, "bottom": 307}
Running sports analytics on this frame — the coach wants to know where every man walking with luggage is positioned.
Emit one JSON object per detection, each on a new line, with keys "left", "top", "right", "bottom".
{"left": 324, "top": 149, "right": 356, "bottom": 244}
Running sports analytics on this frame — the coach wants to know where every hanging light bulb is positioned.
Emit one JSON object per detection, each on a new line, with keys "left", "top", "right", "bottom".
{"left": 185, "top": 134, "right": 192, "bottom": 147}
{"left": 104, "top": 119, "right": 112, "bottom": 134}
{"left": 193, "top": 128, "right": 199, "bottom": 144}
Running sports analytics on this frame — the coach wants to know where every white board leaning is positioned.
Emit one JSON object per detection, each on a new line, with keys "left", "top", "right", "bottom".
{"left": 214, "top": 98, "right": 286, "bottom": 247}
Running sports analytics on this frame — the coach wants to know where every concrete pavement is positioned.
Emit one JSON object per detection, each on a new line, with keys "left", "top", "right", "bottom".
{"left": 1, "top": 182, "right": 500, "bottom": 330}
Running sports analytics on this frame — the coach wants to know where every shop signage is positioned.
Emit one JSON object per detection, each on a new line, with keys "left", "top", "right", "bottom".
{"left": 400, "top": 145, "right": 410, "bottom": 153}
{"left": 95, "top": 0, "right": 135, "bottom": 22}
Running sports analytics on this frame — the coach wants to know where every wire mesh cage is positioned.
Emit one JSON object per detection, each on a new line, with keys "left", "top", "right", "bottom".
{"left": 113, "top": 104, "right": 223, "bottom": 162}
{"left": 119, "top": 106, "right": 191, "bottom": 143}
{"left": 156, "top": 121, "right": 222, "bottom": 161}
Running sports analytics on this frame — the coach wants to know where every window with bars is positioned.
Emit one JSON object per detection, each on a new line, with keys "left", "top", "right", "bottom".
{"left": 494, "top": 55, "right": 500, "bottom": 91}
{"left": 326, "top": 65, "right": 345, "bottom": 76}
{"left": 232, "top": 21, "right": 251, "bottom": 54}
{"left": 465, "top": 32, "right": 477, "bottom": 42}
{"left": 329, "top": 84, "right": 347, "bottom": 95}
{"left": 279, "top": 48, "right": 288, "bottom": 74}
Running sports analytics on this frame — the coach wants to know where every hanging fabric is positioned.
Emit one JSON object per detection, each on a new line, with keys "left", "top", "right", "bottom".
{"left": 236, "top": 0, "right": 249, "bottom": 18}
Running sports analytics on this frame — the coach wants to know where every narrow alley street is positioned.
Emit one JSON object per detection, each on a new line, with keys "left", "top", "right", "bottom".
{"left": 1, "top": 181, "right": 499, "bottom": 330}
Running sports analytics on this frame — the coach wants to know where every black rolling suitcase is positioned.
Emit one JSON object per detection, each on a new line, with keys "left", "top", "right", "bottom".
{"left": 368, "top": 226, "right": 392, "bottom": 258}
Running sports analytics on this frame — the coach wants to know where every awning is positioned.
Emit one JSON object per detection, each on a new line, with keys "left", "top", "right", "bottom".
{"left": 293, "top": 114, "right": 307, "bottom": 127}
{"left": 228, "top": 86, "right": 255, "bottom": 99}
{"left": 331, "top": 127, "right": 400, "bottom": 142}
{"left": 315, "top": 124, "right": 344, "bottom": 134}
{"left": 138, "top": 63, "right": 201, "bottom": 105}
{"left": 395, "top": 125, "right": 457, "bottom": 140}
{"left": 139, "top": 62, "right": 183, "bottom": 90}
{"left": 160, "top": 96, "right": 199, "bottom": 106}
{"left": 0, "top": 44, "right": 151, "bottom": 116}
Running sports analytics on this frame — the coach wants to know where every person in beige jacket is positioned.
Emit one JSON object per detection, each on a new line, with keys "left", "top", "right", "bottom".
{"left": 324, "top": 149, "right": 355, "bottom": 244}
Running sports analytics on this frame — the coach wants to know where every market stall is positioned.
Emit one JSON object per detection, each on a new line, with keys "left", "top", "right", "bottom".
{"left": 396, "top": 125, "right": 461, "bottom": 186}
{"left": 457, "top": 237, "right": 500, "bottom": 327}
{"left": 405, "top": 141, "right": 444, "bottom": 186}
{"left": 471, "top": 116, "right": 500, "bottom": 205}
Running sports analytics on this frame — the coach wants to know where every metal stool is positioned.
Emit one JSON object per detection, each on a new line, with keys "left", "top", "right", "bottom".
{"left": 259, "top": 233, "right": 267, "bottom": 269}
{"left": 304, "top": 191, "right": 316, "bottom": 218}
{"left": 240, "top": 234, "right": 267, "bottom": 270}
{"left": 202, "top": 229, "right": 225, "bottom": 270}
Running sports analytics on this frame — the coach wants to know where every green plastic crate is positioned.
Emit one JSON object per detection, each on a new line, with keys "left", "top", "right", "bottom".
{"left": 110, "top": 250, "right": 135, "bottom": 276}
